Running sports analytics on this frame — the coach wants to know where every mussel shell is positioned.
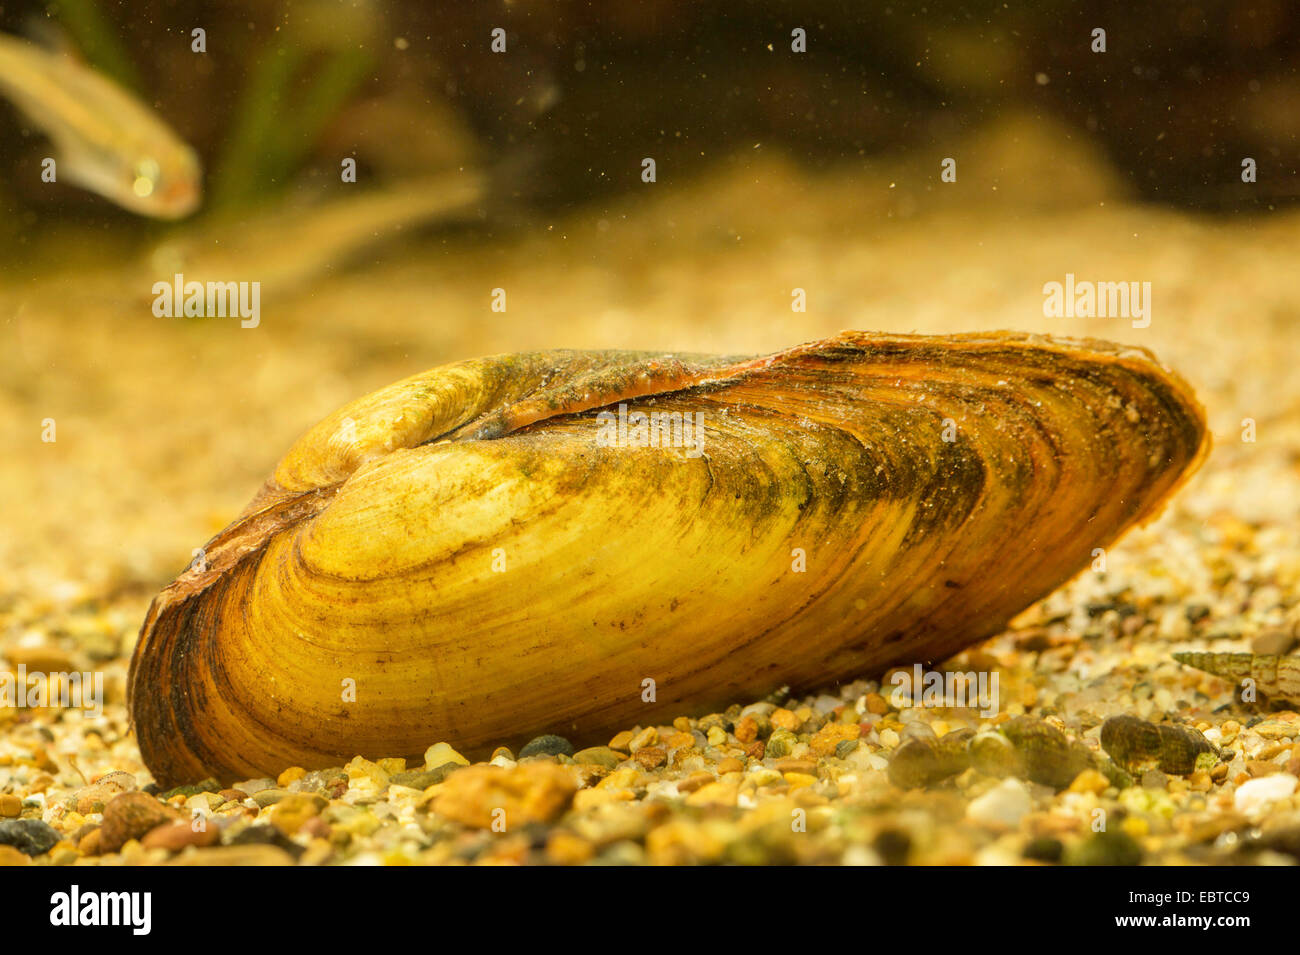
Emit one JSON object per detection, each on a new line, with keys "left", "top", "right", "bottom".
{"left": 128, "top": 331, "right": 1207, "bottom": 785}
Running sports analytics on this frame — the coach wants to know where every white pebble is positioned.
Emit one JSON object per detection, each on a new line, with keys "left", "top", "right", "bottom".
{"left": 1233, "top": 774, "right": 1297, "bottom": 813}
{"left": 967, "top": 778, "right": 1032, "bottom": 829}
{"left": 233, "top": 777, "right": 275, "bottom": 795}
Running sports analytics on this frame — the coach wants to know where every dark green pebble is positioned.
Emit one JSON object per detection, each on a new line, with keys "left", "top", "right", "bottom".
{"left": 1064, "top": 830, "right": 1143, "bottom": 866}
{"left": 391, "top": 763, "right": 461, "bottom": 788}
{"left": 1022, "top": 836, "right": 1064, "bottom": 864}
{"left": 519, "top": 735, "right": 575, "bottom": 758}
{"left": 228, "top": 823, "right": 306, "bottom": 859}
{"left": 159, "top": 777, "right": 222, "bottom": 800}
{"left": 0, "top": 818, "right": 61, "bottom": 856}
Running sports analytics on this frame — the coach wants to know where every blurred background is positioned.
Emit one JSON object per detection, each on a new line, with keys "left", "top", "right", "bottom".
{"left": 1, "top": 0, "right": 1298, "bottom": 597}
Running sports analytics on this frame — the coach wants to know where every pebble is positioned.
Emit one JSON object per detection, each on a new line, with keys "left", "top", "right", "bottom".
{"left": 188, "top": 790, "right": 218, "bottom": 812}
{"left": 1022, "top": 836, "right": 1064, "bottom": 863}
{"left": 0, "top": 794, "right": 21, "bottom": 817}
{"left": 158, "top": 778, "right": 220, "bottom": 800}
{"left": 1067, "top": 769, "right": 1111, "bottom": 795}
{"left": 663, "top": 730, "right": 695, "bottom": 752}
{"left": 633, "top": 746, "right": 667, "bottom": 769}
{"left": 572, "top": 746, "right": 620, "bottom": 770}
{"left": 1234, "top": 774, "right": 1298, "bottom": 813}
{"left": 842, "top": 845, "right": 885, "bottom": 865}
{"left": 0, "top": 818, "right": 61, "bottom": 856}
{"left": 675, "top": 771, "right": 715, "bottom": 794}
{"left": 165, "top": 845, "right": 296, "bottom": 866}
{"left": 812, "top": 694, "right": 842, "bottom": 715}
{"left": 810, "top": 721, "right": 860, "bottom": 756}
{"left": 748, "top": 768, "right": 783, "bottom": 787}
{"left": 141, "top": 819, "right": 221, "bottom": 852}
{"left": 228, "top": 822, "right": 306, "bottom": 859}
{"left": 1252, "top": 721, "right": 1296, "bottom": 741}
{"left": 99, "top": 792, "right": 182, "bottom": 853}
{"left": 770, "top": 708, "right": 799, "bottom": 731}
{"left": 546, "top": 830, "right": 595, "bottom": 864}
{"left": 684, "top": 781, "right": 741, "bottom": 808}
{"left": 872, "top": 828, "right": 911, "bottom": 865}
{"left": 733, "top": 716, "right": 759, "bottom": 743}
{"left": 251, "top": 788, "right": 293, "bottom": 808}
{"left": 277, "top": 766, "right": 307, "bottom": 788}
{"left": 1252, "top": 628, "right": 1298, "bottom": 656}
{"left": 267, "top": 793, "right": 328, "bottom": 835}
{"left": 774, "top": 757, "right": 818, "bottom": 776}
{"left": 343, "top": 756, "right": 391, "bottom": 794}
{"left": 518, "top": 734, "right": 575, "bottom": 758}
{"left": 1142, "top": 769, "right": 1170, "bottom": 790}
{"left": 288, "top": 769, "right": 348, "bottom": 799}
{"left": 390, "top": 765, "right": 458, "bottom": 789}
{"left": 0, "top": 844, "right": 31, "bottom": 866}
{"left": 966, "top": 778, "right": 1032, "bottom": 829}
{"left": 430, "top": 762, "right": 577, "bottom": 829}
{"left": 77, "top": 829, "right": 103, "bottom": 855}
{"left": 862, "top": 692, "right": 890, "bottom": 715}
{"left": 423, "top": 742, "right": 470, "bottom": 770}
{"left": 783, "top": 772, "right": 817, "bottom": 790}
{"left": 1064, "top": 831, "right": 1143, "bottom": 866}
{"left": 232, "top": 778, "right": 275, "bottom": 796}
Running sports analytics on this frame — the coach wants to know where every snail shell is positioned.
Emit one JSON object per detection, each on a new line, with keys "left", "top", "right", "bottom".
{"left": 1099, "top": 715, "right": 1218, "bottom": 776}
{"left": 1174, "top": 651, "right": 1300, "bottom": 705}
{"left": 128, "top": 330, "right": 1207, "bottom": 785}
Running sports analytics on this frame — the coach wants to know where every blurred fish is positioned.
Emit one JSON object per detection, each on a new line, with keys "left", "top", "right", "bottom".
{"left": 0, "top": 32, "right": 201, "bottom": 218}
{"left": 144, "top": 168, "right": 484, "bottom": 296}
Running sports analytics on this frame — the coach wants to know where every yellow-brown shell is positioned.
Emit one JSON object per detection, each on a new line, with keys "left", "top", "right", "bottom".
{"left": 128, "top": 330, "right": 1208, "bottom": 785}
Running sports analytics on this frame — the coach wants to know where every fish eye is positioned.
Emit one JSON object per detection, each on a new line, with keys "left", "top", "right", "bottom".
{"left": 132, "top": 158, "right": 162, "bottom": 198}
